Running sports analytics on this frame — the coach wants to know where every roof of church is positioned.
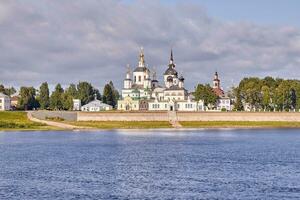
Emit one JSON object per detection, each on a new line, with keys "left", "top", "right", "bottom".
{"left": 133, "top": 66, "right": 150, "bottom": 73}
{"left": 164, "top": 67, "right": 178, "bottom": 76}
{"left": 82, "top": 99, "right": 112, "bottom": 108}
{"left": 213, "top": 88, "right": 225, "bottom": 97}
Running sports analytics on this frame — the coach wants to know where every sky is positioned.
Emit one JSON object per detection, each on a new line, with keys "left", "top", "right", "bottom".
{"left": 1, "top": 0, "right": 300, "bottom": 92}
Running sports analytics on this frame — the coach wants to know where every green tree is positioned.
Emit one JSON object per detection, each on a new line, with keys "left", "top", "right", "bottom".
{"left": 18, "top": 87, "right": 38, "bottom": 110}
{"left": 109, "top": 81, "right": 119, "bottom": 101}
{"left": 67, "top": 84, "right": 78, "bottom": 98}
{"left": 102, "top": 83, "right": 116, "bottom": 107}
{"left": 0, "top": 84, "right": 16, "bottom": 96}
{"left": 39, "top": 82, "right": 50, "bottom": 109}
{"left": 290, "top": 88, "right": 297, "bottom": 110}
{"left": 233, "top": 87, "right": 243, "bottom": 111}
{"left": 62, "top": 84, "right": 79, "bottom": 110}
{"left": 77, "top": 82, "right": 96, "bottom": 105}
{"left": 194, "top": 84, "right": 218, "bottom": 108}
{"left": 261, "top": 85, "right": 271, "bottom": 111}
{"left": 50, "top": 84, "right": 64, "bottom": 110}
{"left": 238, "top": 77, "right": 263, "bottom": 111}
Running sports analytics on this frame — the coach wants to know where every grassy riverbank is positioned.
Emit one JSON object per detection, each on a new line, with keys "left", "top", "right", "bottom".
{"left": 0, "top": 112, "right": 54, "bottom": 131}
{"left": 180, "top": 121, "right": 300, "bottom": 128}
{"left": 67, "top": 121, "right": 172, "bottom": 129}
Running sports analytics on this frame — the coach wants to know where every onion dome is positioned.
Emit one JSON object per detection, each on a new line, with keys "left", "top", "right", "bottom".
{"left": 164, "top": 67, "right": 178, "bottom": 76}
{"left": 133, "top": 47, "right": 150, "bottom": 73}
{"left": 164, "top": 49, "right": 178, "bottom": 76}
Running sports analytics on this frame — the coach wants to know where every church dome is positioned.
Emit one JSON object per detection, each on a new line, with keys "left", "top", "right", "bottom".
{"left": 164, "top": 67, "right": 178, "bottom": 76}
{"left": 133, "top": 67, "right": 150, "bottom": 73}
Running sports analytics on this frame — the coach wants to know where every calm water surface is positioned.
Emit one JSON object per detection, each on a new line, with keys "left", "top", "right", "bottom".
{"left": 0, "top": 129, "right": 300, "bottom": 199}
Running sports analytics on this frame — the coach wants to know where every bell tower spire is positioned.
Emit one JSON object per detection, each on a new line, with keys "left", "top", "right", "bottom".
{"left": 169, "top": 49, "right": 175, "bottom": 68}
{"left": 138, "top": 47, "right": 145, "bottom": 68}
{"left": 213, "top": 71, "right": 220, "bottom": 89}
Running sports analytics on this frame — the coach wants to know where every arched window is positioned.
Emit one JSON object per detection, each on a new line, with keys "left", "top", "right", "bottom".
{"left": 134, "top": 76, "right": 136, "bottom": 82}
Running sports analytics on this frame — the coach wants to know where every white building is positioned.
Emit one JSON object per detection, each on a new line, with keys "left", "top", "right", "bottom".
{"left": 73, "top": 99, "right": 81, "bottom": 111}
{"left": 0, "top": 93, "right": 11, "bottom": 111}
{"left": 212, "top": 72, "right": 232, "bottom": 111}
{"left": 81, "top": 99, "right": 112, "bottom": 112}
{"left": 74, "top": 96, "right": 112, "bottom": 112}
{"left": 118, "top": 48, "right": 204, "bottom": 111}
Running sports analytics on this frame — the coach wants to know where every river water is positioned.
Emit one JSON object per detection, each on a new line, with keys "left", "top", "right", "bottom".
{"left": 0, "top": 129, "right": 300, "bottom": 199}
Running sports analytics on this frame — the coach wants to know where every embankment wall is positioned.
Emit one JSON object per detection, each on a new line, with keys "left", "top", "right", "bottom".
{"left": 77, "top": 112, "right": 169, "bottom": 121}
{"left": 78, "top": 112, "right": 300, "bottom": 122}
{"left": 32, "top": 111, "right": 77, "bottom": 121}
{"left": 32, "top": 111, "right": 300, "bottom": 122}
{"left": 176, "top": 112, "right": 300, "bottom": 122}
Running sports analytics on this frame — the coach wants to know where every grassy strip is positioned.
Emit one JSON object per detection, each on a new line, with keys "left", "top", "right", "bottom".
{"left": 0, "top": 111, "right": 53, "bottom": 131}
{"left": 67, "top": 121, "right": 172, "bottom": 129}
{"left": 180, "top": 121, "right": 300, "bottom": 128}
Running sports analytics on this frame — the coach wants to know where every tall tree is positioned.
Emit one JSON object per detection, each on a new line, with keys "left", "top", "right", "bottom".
{"left": 62, "top": 84, "right": 78, "bottom": 110}
{"left": 102, "top": 83, "right": 115, "bottom": 107}
{"left": 109, "top": 81, "right": 119, "bottom": 101}
{"left": 39, "top": 82, "right": 50, "bottom": 109}
{"left": 194, "top": 84, "right": 218, "bottom": 108}
{"left": 67, "top": 84, "right": 78, "bottom": 98}
{"left": 18, "top": 87, "right": 38, "bottom": 110}
{"left": 77, "top": 82, "right": 95, "bottom": 105}
{"left": 261, "top": 86, "right": 271, "bottom": 111}
{"left": 290, "top": 88, "right": 297, "bottom": 110}
{"left": 233, "top": 87, "right": 243, "bottom": 111}
{"left": 0, "top": 84, "right": 16, "bottom": 96}
{"left": 50, "top": 84, "right": 64, "bottom": 110}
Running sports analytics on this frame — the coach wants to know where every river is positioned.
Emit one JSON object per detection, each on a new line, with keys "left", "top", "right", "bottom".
{"left": 0, "top": 129, "right": 300, "bottom": 199}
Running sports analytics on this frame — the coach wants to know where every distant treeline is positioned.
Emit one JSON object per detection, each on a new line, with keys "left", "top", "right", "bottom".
{"left": 190, "top": 76, "right": 300, "bottom": 111}
{"left": 0, "top": 81, "right": 119, "bottom": 111}
{"left": 2, "top": 76, "right": 300, "bottom": 112}
{"left": 233, "top": 77, "right": 300, "bottom": 111}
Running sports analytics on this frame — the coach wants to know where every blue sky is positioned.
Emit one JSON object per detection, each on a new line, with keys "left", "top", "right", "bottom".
{"left": 194, "top": 0, "right": 300, "bottom": 27}
{"left": 123, "top": 0, "right": 300, "bottom": 27}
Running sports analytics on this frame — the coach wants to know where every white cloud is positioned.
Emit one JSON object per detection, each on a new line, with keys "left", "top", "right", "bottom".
{"left": 0, "top": 0, "right": 300, "bottom": 92}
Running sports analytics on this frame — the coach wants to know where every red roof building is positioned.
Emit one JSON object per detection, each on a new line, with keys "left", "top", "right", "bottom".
{"left": 212, "top": 71, "right": 225, "bottom": 97}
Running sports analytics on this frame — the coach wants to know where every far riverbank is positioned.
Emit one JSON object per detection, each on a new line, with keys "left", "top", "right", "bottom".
{"left": 3, "top": 111, "right": 300, "bottom": 131}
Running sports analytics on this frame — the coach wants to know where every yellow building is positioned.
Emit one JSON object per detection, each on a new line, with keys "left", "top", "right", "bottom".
{"left": 117, "top": 96, "right": 140, "bottom": 111}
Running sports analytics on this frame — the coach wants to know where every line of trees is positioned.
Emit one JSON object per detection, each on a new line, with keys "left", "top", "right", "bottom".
{"left": 4, "top": 76, "right": 300, "bottom": 112}
{"left": 234, "top": 77, "right": 300, "bottom": 111}
{"left": 2, "top": 81, "right": 119, "bottom": 111}
{"left": 192, "top": 76, "right": 300, "bottom": 112}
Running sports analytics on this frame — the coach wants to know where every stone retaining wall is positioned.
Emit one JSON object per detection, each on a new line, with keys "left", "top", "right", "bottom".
{"left": 32, "top": 111, "right": 77, "bottom": 121}
{"left": 176, "top": 112, "right": 300, "bottom": 122}
{"left": 77, "top": 112, "right": 169, "bottom": 121}
{"left": 78, "top": 112, "right": 300, "bottom": 122}
{"left": 32, "top": 111, "right": 300, "bottom": 122}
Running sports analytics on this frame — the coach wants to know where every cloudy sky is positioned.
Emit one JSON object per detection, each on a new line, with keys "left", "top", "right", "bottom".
{"left": 1, "top": 0, "right": 300, "bottom": 92}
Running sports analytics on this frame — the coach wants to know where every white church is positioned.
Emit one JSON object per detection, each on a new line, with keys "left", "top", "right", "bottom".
{"left": 117, "top": 48, "right": 206, "bottom": 111}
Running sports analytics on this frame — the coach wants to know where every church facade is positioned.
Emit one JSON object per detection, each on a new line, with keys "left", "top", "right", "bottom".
{"left": 117, "top": 48, "right": 205, "bottom": 111}
{"left": 212, "top": 72, "right": 232, "bottom": 111}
